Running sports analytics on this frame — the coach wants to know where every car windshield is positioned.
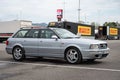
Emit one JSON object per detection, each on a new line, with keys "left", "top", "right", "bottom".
{"left": 52, "top": 28, "right": 79, "bottom": 39}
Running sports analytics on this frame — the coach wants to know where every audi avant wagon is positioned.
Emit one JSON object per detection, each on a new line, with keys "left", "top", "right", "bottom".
{"left": 6, "top": 27, "right": 109, "bottom": 64}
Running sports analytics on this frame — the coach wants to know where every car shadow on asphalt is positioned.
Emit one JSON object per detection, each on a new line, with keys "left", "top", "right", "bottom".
{"left": 21, "top": 57, "right": 103, "bottom": 66}
{"left": 2, "top": 57, "right": 103, "bottom": 66}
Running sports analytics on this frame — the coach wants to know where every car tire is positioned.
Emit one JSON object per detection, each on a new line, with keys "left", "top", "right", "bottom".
{"left": 87, "top": 59, "right": 95, "bottom": 62}
{"left": 65, "top": 47, "right": 82, "bottom": 64}
{"left": 12, "top": 46, "right": 25, "bottom": 61}
{"left": 37, "top": 57, "right": 43, "bottom": 59}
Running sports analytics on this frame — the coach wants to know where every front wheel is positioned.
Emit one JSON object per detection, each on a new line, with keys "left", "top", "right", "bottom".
{"left": 65, "top": 47, "right": 82, "bottom": 64}
{"left": 12, "top": 46, "right": 25, "bottom": 61}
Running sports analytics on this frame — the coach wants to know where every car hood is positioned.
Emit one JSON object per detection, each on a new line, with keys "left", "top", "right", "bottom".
{"left": 62, "top": 38, "right": 107, "bottom": 45}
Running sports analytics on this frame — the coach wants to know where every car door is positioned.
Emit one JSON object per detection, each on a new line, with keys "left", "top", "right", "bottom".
{"left": 22, "top": 29, "right": 39, "bottom": 56}
{"left": 38, "top": 29, "right": 64, "bottom": 58}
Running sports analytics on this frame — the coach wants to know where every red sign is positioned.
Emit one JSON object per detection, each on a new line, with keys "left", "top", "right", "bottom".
{"left": 0, "top": 33, "right": 13, "bottom": 37}
{"left": 57, "top": 9, "right": 63, "bottom": 19}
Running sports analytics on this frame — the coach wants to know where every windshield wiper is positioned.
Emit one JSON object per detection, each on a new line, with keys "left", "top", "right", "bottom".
{"left": 64, "top": 37, "right": 80, "bottom": 39}
{"left": 64, "top": 37, "right": 74, "bottom": 39}
{"left": 74, "top": 37, "right": 81, "bottom": 38}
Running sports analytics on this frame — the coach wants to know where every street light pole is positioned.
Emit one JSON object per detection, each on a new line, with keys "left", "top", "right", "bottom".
{"left": 63, "top": 0, "right": 66, "bottom": 21}
{"left": 78, "top": 0, "right": 80, "bottom": 23}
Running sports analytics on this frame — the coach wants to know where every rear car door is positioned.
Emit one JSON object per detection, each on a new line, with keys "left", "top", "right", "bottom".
{"left": 22, "top": 29, "right": 39, "bottom": 56}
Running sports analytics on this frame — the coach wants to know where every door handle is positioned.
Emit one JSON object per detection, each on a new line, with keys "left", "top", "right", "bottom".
{"left": 24, "top": 40, "right": 27, "bottom": 42}
{"left": 40, "top": 41, "right": 43, "bottom": 42}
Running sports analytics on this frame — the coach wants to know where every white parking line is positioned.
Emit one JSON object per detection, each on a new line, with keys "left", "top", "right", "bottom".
{"left": 0, "top": 60, "right": 120, "bottom": 72}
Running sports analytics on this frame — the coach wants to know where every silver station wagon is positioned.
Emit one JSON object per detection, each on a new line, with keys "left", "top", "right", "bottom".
{"left": 6, "top": 27, "right": 109, "bottom": 64}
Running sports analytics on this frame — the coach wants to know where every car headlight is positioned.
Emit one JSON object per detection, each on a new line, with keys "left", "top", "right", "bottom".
{"left": 89, "top": 44, "right": 99, "bottom": 49}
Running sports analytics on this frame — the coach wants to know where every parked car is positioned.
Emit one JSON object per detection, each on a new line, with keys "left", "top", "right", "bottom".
{"left": 6, "top": 27, "right": 109, "bottom": 64}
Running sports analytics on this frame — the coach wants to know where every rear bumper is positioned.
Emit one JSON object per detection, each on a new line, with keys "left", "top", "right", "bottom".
{"left": 6, "top": 47, "right": 12, "bottom": 54}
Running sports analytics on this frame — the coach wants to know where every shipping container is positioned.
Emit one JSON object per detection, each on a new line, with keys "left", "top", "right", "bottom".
{"left": 0, "top": 20, "right": 32, "bottom": 42}
{"left": 98, "top": 26, "right": 119, "bottom": 40}
{"left": 48, "top": 21, "right": 95, "bottom": 39}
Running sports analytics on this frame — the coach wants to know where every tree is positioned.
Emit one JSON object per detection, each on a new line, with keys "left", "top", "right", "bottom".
{"left": 103, "top": 22, "right": 117, "bottom": 27}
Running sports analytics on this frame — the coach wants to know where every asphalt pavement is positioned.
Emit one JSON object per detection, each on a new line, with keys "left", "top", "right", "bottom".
{"left": 0, "top": 40, "right": 120, "bottom": 80}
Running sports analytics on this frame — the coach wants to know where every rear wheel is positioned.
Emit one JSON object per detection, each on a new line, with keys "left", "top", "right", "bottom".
{"left": 12, "top": 46, "right": 25, "bottom": 61}
{"left": 65, "top": 47, "right": 82, "bottom": 64}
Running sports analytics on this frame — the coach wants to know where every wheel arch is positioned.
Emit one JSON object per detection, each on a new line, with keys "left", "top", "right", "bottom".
{"left": 12, "top": 45, "right": 25, "bottom": 54}
{"left": 64, "top": 46, "right": 82, "bottom": 59}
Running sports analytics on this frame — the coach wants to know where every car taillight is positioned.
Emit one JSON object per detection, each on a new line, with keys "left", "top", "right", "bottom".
{"left": 6, "top": 40, "right": 9, "bottom": 45}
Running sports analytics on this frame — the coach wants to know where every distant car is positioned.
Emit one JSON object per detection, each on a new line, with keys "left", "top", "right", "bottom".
{"left": 6, "top": 27, "right": 109, "bottom": 64}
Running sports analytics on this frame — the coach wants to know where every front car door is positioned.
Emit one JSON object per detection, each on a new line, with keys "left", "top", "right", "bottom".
{"left": 38, "top": 29, "right": 64, "bottom": 58}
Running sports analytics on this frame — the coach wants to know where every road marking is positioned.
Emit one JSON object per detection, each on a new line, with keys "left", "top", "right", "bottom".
{"left": 0, "top": 60, "right": 120, "bottom": 72}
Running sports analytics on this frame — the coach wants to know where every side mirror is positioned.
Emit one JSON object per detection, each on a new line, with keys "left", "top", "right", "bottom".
{"left": 77, "top": 33, "right": 81, "bottom": 37}
{"left": 51, "top": 35, "right": 58, "bottom": 40}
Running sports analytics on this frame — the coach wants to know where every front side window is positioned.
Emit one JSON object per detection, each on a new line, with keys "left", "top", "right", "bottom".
{"left": 52, "top": 28, "right": 78, "bottom": 39}
{"left": 40, "top": 29, "right": 56, "bottom": 39}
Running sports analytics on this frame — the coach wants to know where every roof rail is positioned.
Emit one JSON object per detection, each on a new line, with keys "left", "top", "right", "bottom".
{"left": 20, "top": 26, "right": 46, "bottom": 29}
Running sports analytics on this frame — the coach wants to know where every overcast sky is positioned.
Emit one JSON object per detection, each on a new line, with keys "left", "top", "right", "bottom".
{"left": 0, "top": 0, "right": 120, "bottom": 25}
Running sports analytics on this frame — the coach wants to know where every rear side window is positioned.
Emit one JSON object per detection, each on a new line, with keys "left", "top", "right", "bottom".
{"left": 13, "top": 29, "right": 29, "bottom": 38}
{"left": 25, "top": 29, "right": 39, "bottom": 38}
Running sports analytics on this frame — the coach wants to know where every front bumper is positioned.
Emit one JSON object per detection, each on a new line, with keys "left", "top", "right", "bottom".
{"left": 82, "top": 48, "right": 110, "bottom": 59}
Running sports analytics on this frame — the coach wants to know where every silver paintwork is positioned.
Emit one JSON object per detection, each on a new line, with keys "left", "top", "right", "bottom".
{"left": 6, "top": 28, "right": 109, "bottom": 61}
